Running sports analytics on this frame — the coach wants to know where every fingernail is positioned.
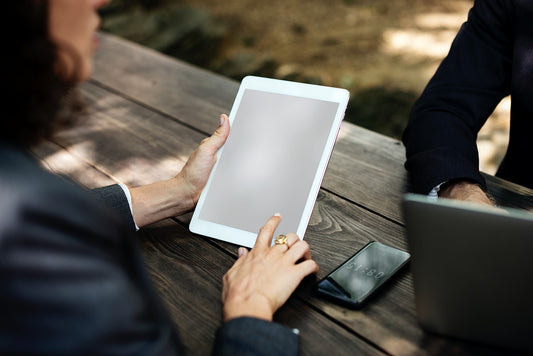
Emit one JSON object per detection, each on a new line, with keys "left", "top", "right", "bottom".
{"left": 238, "top": 247, "right": 246, "bottom": 257}
{"left": 274, "top": 212, "right": 281, "bottom": 217}
{"left": 219, "top": 115, "right": 225, "bottom": 127}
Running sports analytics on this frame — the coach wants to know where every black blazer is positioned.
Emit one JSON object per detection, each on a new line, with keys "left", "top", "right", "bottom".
{"left": 403, "top": 0, "right": 533, "bottom": 194}
{"left": 0, "top": 143, "right": 298, "bottom": 355}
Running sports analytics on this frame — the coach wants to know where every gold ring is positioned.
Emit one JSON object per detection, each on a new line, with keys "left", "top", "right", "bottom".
{"left": 274, "top": 234, "right": 289, "bottom": 247}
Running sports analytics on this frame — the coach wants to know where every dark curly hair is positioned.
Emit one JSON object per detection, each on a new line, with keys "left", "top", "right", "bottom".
{"left": 0, "top": 1, "right": 82, "bottom": 148}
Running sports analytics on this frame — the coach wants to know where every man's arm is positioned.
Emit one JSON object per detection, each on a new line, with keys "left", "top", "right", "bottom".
{"left": 438, "top": 179, "right": 493, "bottom": 205}
{"left": 402, "top": 0, "right": 514, "bottom": 196}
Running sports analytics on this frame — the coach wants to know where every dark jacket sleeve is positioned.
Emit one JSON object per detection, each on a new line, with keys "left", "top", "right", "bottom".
{"left": 1, "top": 148, "right": 301, "bottom": 355}
{"left": 91, "top": 184, "right": 137, "bottom": 231}
{"left": 402, "top": 0, "right": 514, "bottom": 194}
{"left": 0, "top": 177, "right": 184, "bottom": 355}
{"left": 213, "top": 317, "right": 299, "bottom": 356}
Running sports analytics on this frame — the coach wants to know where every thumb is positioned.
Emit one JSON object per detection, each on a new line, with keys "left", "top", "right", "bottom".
{"left": 237, "top": 247, "right": 249, "bottom": 258}
{"left": 208, "top": 114, "right": 230, "bottom": 149}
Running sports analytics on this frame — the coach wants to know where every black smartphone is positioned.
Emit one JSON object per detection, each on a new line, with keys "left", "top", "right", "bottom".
{"left": 316, "top": 241, "right": 410, "bottom": 308}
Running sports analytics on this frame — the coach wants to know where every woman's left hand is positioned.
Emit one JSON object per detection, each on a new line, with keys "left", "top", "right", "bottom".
{"left": 176, "top": 114, "right": 230, "bottom": 210}
{"left": 129, "top": 114, "right": 229, "bottom": 227}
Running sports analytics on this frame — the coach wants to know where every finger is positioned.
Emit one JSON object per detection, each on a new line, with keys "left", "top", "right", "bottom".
{"left": 285, "top": 240, "right": 313, "bottom": 262}
{"left": 293, "top": 259, "right": 320, "bottom": 280}
{"left": 237, "top": 247, "right": 248, "bottom": 258}
{"left": 254, "top": 213, "right": 282, "bottom": 250}
{"left": 210, "top": 114, "right": 230, "bottom": 148}
{"left": 272, "top": 232, "right": 299, "bottom": 250}
{"left": 285, "top": 233, "right": 300, "bottom": 248}
{"left": 198, "top": 114, "right": 230, "bottom": 154}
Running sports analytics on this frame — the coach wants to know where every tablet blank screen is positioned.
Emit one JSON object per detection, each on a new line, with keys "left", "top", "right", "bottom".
{"left": 199, "top": 89, "right": 340, "bottom": 236}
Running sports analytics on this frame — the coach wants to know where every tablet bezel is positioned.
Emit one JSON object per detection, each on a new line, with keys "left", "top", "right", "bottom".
{"left": 189, "top": 76, "right": 349, "bottom": 247}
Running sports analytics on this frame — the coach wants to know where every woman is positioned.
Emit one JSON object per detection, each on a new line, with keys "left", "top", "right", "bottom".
{"left": 0, "top": 1, "right": 318, "bottom": 354}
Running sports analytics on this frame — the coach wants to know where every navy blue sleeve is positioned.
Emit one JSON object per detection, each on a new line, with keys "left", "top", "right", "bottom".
{"left": 0, "top": 148, "right": 300, "bottom": 355}
{"left": 402, "top": 0, "right": 514, "bottom": 194}
{"left": 0, "top": 178, "right": 184, "bottom": 355}
{"left": 91, "top": 184, "right": 137, "bottom": 231}
{"left": 213, "top": 317, "right": 299, "bottom": 356}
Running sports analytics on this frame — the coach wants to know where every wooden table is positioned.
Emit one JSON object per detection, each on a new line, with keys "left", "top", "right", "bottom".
{"left": 33, "top": 34, "right": 533, "bottom": 356}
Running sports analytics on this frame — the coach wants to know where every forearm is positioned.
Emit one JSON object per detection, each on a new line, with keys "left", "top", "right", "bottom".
{"left": 129, "top": 175, "right": 195, "bottom": 228}
{"left": 128, "top": 115, "right": 230, "bottom": 228}
{"left": 402, "top": 0, "right": 512, "bottom": 194}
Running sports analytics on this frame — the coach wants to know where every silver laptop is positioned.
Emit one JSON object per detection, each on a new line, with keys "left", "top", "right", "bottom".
{"left": 402, "top": 193, "right": 533, "bottom": 352}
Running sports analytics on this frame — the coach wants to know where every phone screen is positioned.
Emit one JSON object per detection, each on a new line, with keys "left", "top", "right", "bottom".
{"left": 317, "top": 241, "right": 410, "bottom": 308}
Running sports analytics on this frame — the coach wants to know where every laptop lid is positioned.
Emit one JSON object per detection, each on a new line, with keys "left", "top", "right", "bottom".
{"left": 402, "top": 193, "right": 533, "bottom": 352}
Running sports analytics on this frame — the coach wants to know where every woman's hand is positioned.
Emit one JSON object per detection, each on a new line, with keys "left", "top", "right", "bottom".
{"left": 221, "top": 214, "right": 319, "bottom": 322}
{"left": 129, "top": 115, "right": 230, "bottom": 227}
{"left": 176, "top": 114, "right": 230, "bottom": 209}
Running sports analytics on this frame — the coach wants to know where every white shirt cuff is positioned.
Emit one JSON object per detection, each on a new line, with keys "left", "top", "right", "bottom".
{"left": 428, "top": 181, "right": 447, "bottom": 199}
{"left": 118, "top": 183, "right": 140, "bottom": 231}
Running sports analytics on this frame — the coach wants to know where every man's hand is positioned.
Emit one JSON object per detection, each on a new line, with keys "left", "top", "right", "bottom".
{"left": 438, "top": 180, "right": 494, "bottom": 206}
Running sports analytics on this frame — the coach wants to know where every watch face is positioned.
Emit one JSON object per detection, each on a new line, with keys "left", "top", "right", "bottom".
{"left": 318, "top": 242, "right": 410, "bottom": 305}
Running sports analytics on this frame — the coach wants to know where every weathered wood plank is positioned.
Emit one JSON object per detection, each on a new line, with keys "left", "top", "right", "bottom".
{"left": 41, "top": 77, "right": 517, "bottom": 355}
{"left": 299, "top": 191, "right": 514, "bottom": 356}
{"left": 91, "top": 34, "right": 413, "bottom": 222}
{"left": 91, "top": 34, "right": 533, "bottom": 226}
{"left": 37, "top": 41, "right": 528, "bottom": 355}
{"left": 30, "top": 140, "right": 117, "bottom": 188}
{"left": 324, "top": 123, "right": 409, "bottom": 222}
{"left": 92, "top": 34, "right": 237, "bottom": 135}
{"left": 39, "top": 82, "right": 392, "bottom": 354}
{"left": 33, "top": 109, "right": 382, "bottom": 355}
{"left": 141, "top": 219, "right": 385, "bottom": 356}
{"left": 484, "top": 174, "right": 533, "bottom": 209}
{"left": 54, "top": 82, "right": 211, "bottom": 187}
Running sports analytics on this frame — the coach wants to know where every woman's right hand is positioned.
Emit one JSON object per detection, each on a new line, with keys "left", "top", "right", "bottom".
{"left": 221, "top": 214, "right": 319, "bottom": 322}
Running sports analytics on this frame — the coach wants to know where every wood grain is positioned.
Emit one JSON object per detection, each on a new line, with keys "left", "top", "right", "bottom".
{"left": 31, "top": 33, "right": 531, "bottom": 355}
{"left": 35, "top": 80, "right": 392, "bottom": 355}
{"left": 140, "top": 219, "right": 384, "bottom": 356}
{"left": 90, "top": 34, "right": 533, "bottom": 224}
{"left": 90, "top": 34, "right": 411, "bottom": 223}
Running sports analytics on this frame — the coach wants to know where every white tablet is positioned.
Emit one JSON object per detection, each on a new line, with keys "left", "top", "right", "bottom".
{"left": 190, "top": 76, "right": 349, "bottom": 247}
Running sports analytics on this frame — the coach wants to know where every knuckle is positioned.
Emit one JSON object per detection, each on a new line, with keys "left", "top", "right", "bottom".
{"left": 294, "top": 240, "right": 309, "bottom": 250}
{"left": 309, "top": 260, "right": 319, "bottom": 271}
{"left": 260, "top": 225, "right": 273, "bottom": 235}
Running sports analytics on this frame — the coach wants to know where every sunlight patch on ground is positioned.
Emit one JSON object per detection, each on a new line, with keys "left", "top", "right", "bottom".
{"left": 415, "top": 13, "right": 466, "bottom": 29}
{"left": 381, "top": 336, "right": 419, "bottom": 355}
{"left": 42, "top": 140, "right": 189, "bottom": 188}
{"left": 381, "top": 11, "right": 467, "bottom": 59}
{"left": 44, "top": 145, "right": 91, "bottom": 174}
{"left": 477, "top": 97, "right": 511, "bottom": 174}
{"left": 336, "top": 122, "right": 354, "bottom": 142}
{"left": 382, "top": 29, "right": 458, "bottom": 59}
{"left": 115, "top": 156, "right": 187, "bottom": 186}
